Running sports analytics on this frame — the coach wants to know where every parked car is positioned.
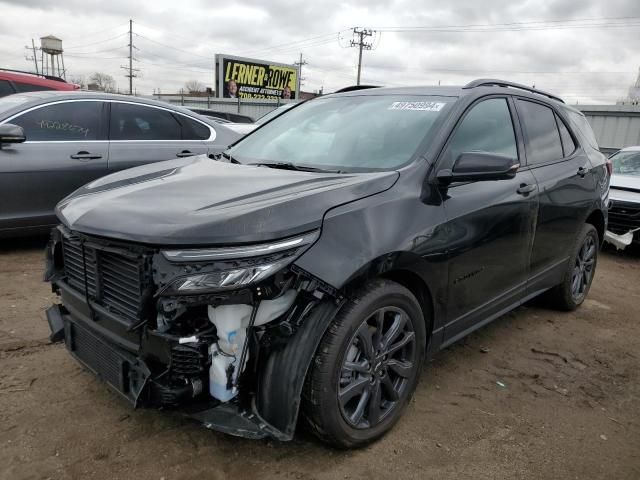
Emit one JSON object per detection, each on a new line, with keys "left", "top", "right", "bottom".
{"left": 0, "top": 91, "right": 241, "bottom": 237}
{"left": 605, "top": 146, "right": 640, "bottom": 246}
{"left": 188, "top": 108, "right": 254, "bottom": 124}
{"left": 44, "top": 79, "right": 608, "bottom": 448}
{"left": 254, "top": 102, "right": 297, "bottom": 125}
{"left": 0, "top": 69, "right": 79, "bottom": 97}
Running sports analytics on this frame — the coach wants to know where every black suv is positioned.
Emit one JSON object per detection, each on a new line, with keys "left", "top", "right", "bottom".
{"left": 45, "top": 79, "right": 609, "bottom": 448}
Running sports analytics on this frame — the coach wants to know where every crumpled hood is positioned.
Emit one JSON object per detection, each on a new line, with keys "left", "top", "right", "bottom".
{"left": 56, "top": 155, "right": 399, "bottom": 245}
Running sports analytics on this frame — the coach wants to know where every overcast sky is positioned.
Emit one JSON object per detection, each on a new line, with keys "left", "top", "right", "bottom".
{"left": 1, "top": 0, "right": 639, "bottom": 104}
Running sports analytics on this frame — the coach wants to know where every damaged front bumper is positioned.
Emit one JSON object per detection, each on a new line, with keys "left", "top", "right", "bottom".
{"left": 45, "top": 225, "right": 340, "bottom": 441}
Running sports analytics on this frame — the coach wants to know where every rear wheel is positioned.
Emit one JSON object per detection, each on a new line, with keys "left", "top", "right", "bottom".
{"left": 548, "top": 223, "right": 599, "bottom": 310}
{"left": 302, "top": 279, "right": 426, "bottom": 448}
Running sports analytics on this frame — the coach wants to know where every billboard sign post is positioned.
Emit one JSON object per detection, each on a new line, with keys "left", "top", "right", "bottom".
{"left": 215, "top": 54, "right": 300, "bottom": 100}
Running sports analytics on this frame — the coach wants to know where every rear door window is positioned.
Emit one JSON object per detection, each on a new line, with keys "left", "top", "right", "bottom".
{"left": 516, "top": 100, "right": 563, "bottom": 165}
{"left": 179, "top": 115, "right": 211, "bottom": 140}
{"left": 110, "top": 103, "right": 182, "bottom": 140}
{"left": 11, "top": 101, "right": 103, "bottom": 141}
{"left": 14, "top": 82, "right": 55, "bottom": 93}
{"left": 556, "top": 114, "right": 576, "bottom": 157}
{"left": 0, "top": 80, "right": 15, "bottom": 97}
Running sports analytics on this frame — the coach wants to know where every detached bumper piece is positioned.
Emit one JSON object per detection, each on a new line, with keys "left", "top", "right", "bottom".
{"left": 46, "top": 304, "right": 291, "bottom": 440}
{"left": 50, "top": 305, "right": 150, "bottom": 405}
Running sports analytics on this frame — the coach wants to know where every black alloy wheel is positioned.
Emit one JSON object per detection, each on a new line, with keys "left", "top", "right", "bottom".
{"left": 338, "top": 306, "right": 417, "bottom": 429}
{"left": 548, "top": 223, "right": 599, "bottom": 311}
{"left": 303, "top": 279, "right": 426, "bottom": 448}
{"left": 571, "top": 234, "right": 596, "bottom": 301}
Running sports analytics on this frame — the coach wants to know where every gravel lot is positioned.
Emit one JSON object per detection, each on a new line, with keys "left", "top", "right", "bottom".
{"left": 1, "top": 238, "right": 638, "bottom": 480}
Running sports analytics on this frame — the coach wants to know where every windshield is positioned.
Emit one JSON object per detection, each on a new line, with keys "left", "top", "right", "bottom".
{"left": 229, "top": 95, "right": 455, "bottom": 172}
{"left": 610, "top": 151, "right": 640, "bottom": 177}
{"left": 255, "top": 103, "right": 296, "bottom": 125}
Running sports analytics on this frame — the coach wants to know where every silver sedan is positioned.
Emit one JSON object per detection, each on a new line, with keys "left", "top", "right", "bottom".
{"left": 0, "top": 91, "right": 241, "bottom": 237}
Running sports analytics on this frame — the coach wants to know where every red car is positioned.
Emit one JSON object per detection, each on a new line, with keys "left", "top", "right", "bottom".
{"left": 0, "top": 69, "right": 79, "bottom": 97}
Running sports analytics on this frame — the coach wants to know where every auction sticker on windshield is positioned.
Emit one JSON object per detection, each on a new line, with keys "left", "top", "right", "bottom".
{"left": 388, "top": 101, "right": 446, "bottom": 111}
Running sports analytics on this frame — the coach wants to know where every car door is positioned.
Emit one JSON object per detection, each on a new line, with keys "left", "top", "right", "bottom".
{"left": 513, "top": 98, "right": 597, "bottom": 296}
{"left": 107, "top": 102, "right": 211, "bottom": 172}
{"left": 0, "top": 100, "right": 108, "bottom": 232}
{"left": 439, "top": 97, "right": 538, "bottom": 345}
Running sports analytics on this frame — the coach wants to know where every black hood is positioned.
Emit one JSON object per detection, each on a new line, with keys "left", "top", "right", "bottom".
{"left": 56, "top": 156, "right": 399, "bottom": 246}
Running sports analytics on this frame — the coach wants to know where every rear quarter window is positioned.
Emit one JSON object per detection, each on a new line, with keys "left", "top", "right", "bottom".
{"left": 567, "top": 110, "right": 599, "bottom": 150}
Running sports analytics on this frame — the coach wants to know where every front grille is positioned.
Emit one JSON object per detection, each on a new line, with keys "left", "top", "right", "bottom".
{"left": 608, "top": 199, "right": 640, "bottom": 233}
{"left": 62, "top": 233, "right": 147, "bottom": 323}
{"left": 70, "top": 320, "right": 126, "bottom": 392}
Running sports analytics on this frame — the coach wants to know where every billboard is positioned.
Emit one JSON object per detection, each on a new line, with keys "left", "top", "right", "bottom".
{"left": 215, "top": 54, "right": 299, "bottom": 100}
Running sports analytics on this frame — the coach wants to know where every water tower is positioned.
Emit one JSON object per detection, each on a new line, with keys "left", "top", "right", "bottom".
{"left": 40, "top": 35, "right": 66, "bottom": 79}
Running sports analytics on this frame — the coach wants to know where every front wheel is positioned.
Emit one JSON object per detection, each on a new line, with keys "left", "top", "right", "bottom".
{"left": 302, "top": 279, "right": 426, "bottom": 448}
{"left": 548, "top": 223, "right": 599, "bottom": 310}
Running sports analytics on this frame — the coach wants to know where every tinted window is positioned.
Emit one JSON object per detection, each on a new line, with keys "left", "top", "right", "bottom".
{"left": 180, "top": 116, "right": 211, "bottom": 140}
{"left": 444, "top": 98, "right": 518, "bottom": 165}
{"left": 567, "top": 110, "right": 599, "bottom": 150}
{"left": 0, "top": 80, "right": 15, "bottom": 97}
{"left": 556, "top": 114, "right": 576, "bottom": 156}
{"left": 12, "top": 101, "right": 103, "bottom": 141}
{"left": 517, "top": 100, "right": 563, "bottom": 165}
{"left": 110, "top": 103, "right": 181, "bottom": 140}
{"left": 14, "top": 82, "right": 54, "bottom": 93}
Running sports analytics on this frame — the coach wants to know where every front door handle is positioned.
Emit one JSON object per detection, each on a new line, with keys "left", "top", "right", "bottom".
{"left": 70, "top": 151, "right": 102, "bottom": 161}
{"left": 176, "top": 150, "right": 194, "bottom": 158}
{"left": 577, "top": 166, "right": 588, "bottom": 178}
{"left": 517, "top": 183, "right": 537, "bottom": 195}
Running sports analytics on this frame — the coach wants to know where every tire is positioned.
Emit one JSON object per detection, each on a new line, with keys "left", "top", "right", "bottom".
{"left": 547, "top": 223, "right": 599, "bottom": 311}
{"left": 302, "top": 279, "right": 427, "bottom": 448}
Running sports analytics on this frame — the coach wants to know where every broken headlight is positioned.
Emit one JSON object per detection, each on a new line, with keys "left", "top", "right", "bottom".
{"left": 161, "top": 231, "right": 319, "bottom": 294}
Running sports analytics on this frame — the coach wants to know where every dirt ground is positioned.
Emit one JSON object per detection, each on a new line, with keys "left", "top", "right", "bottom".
{"left": 0, "top": 237, "right": 638, "bottom": 480}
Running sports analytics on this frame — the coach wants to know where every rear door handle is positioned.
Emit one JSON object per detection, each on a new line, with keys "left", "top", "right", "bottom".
{"left": 577, "top": 166, "right": 588, "bottom": 178}
{"left": 176, "top": 150, "right": 194, "bottom": 158}
{"left": 517, "top": 183, "right": 537, "bottom": 195}
{"left": 70, "top": 151, "right": 102, "bottom": 161}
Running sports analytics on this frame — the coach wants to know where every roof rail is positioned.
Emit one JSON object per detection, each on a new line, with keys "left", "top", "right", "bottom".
{"left": 0, "top": 68, "right": 67, "bottom": 83}
{"left": 334, "top": 85, "right": 381, "bottom": 93}
{"left": 463, "top": 78, "right": 564, "bottom": 104}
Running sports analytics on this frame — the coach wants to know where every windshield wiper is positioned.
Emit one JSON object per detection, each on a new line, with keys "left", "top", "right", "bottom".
{"left": 249, "top": 162, "right": 341, "bottom": 173}
{"left": 218, "top": 151, "right": 241, "bottom": 164}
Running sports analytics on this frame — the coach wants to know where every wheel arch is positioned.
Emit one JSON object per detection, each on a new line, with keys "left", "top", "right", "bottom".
{"left": 340, "top": 254, "right": 437, "bottom": 348}
{"left": 585, "top": 208, "right": 605, "bottom": 245}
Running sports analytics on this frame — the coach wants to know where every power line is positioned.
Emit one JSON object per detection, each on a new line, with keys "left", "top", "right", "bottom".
{"left": 65, "top": 31, "right": 128, "bottom": 50}
{"left": 134, "top": 33, "right": 213, "bottom": 60}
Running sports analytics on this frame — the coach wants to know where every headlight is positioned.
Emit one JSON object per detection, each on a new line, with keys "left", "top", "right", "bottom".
{"left": 160, "top": 231, "right": 318, "bottom": 294}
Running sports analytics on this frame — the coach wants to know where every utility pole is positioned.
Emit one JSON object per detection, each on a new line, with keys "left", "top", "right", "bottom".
{"left": 294, "top": 52, "right": 307, "bottom": 88}
{"left": 31, "top": 39, "right": 39, "bottom": 74}
{"left": 121, "top": 19, "right": 139, "bottom": 95}
{"left": 350, "top": 27, "right": 374, "bottom": 85}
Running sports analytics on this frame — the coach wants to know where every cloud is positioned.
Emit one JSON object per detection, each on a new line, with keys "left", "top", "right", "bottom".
{"left": 0, "top": 0, "right": 638, "bottom": 103}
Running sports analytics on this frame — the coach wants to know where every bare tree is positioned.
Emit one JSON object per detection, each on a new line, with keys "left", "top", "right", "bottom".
{"left": 184, "top": 80, "right": 205, "bottom": 93}
{"left": 89, "top": 72, "right": 116, "bottom": 93}
{"left": 68, "top": 75, "right": 87, "bottom": 89}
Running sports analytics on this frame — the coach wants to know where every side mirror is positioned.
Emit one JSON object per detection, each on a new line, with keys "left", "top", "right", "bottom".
{"left": 437, "top": 152, "right": 519, "bottom": 184}
{"left": 0, "top": 124, "right": 26, "bottom": 148}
